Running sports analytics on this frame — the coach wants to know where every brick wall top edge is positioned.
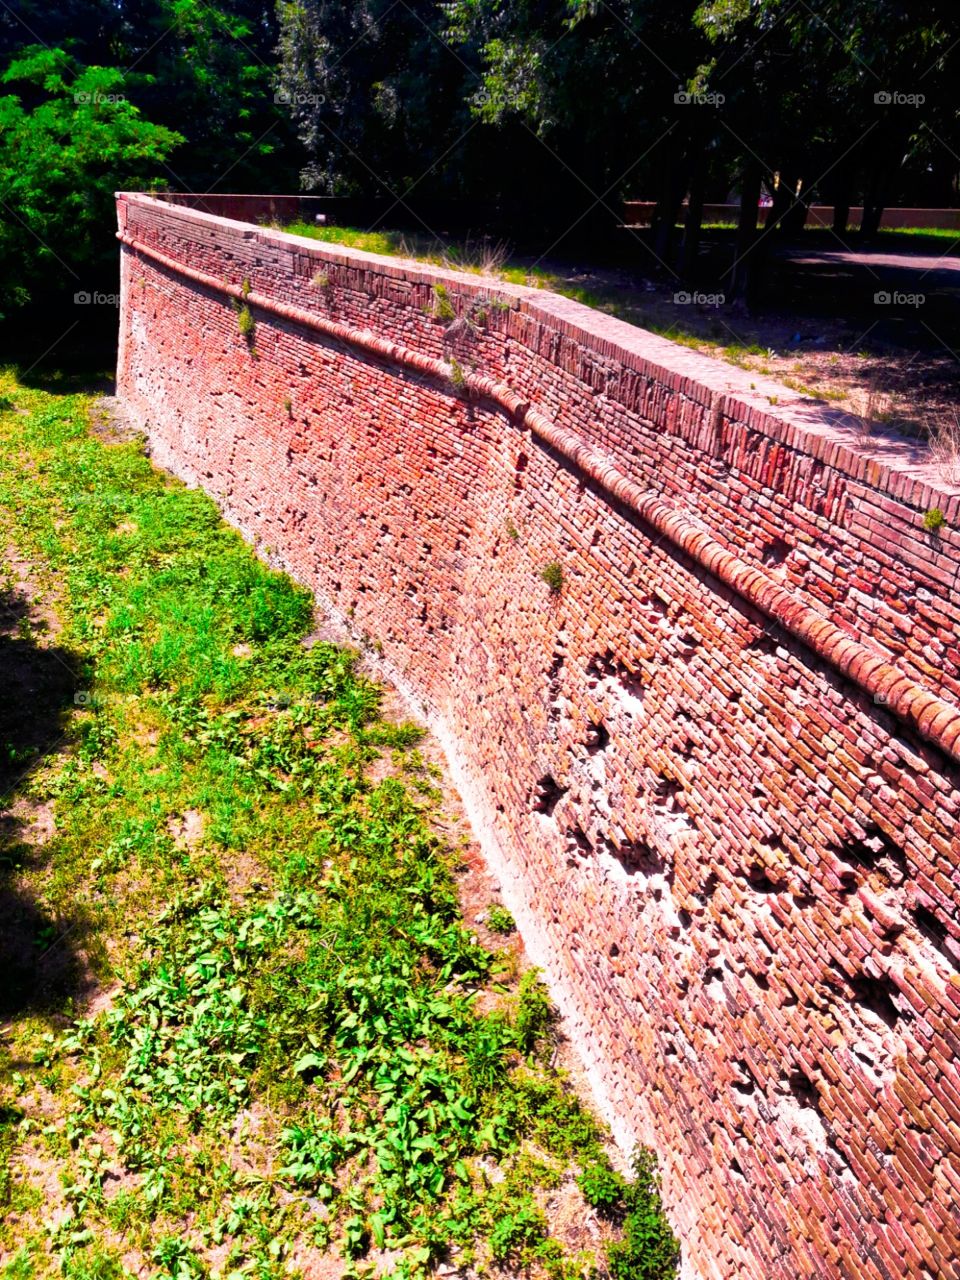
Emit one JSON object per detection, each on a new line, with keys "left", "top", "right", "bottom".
{"left": 116, "top": 191, "right": 960, "bottom": 519}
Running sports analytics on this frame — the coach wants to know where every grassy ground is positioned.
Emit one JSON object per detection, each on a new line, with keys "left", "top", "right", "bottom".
{"left": 639, "top": 222, "right": 960, "bottom": 252}
{"left": 0, "top": 373, "right": 679, "bottom": 1280}
{"left": 284, "top": 224, "right": 556, "bottom": 290}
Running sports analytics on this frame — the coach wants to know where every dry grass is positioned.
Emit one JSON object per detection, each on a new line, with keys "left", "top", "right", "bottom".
{"left": 928, "top": 412, "right": 960, "bottom": 486}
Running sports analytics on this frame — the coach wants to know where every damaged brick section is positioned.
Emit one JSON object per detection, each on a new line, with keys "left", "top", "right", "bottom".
{"left": 116, "top": 192, "right": 960, "bottom": 1280}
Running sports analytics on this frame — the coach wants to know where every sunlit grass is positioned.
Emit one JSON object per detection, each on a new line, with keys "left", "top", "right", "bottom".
{"left": 0, "top": 371, "right": 678, "bottom": 1280}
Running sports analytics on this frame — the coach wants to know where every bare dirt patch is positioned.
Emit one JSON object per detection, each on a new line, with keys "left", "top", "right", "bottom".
{"left": 90, "top": 395, "right": 143, "bottom": 444}
{"left": 167, "top": 807, "right": 205, "bottom": 848}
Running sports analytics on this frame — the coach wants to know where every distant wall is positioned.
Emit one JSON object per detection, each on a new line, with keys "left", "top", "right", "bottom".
{"left": 623, "top": 201, "right": 960, "bottom": 230}
{"left": 117, "top": 191, "right": 960, "bottom": 1280}
{"left": 149, "top": 192, "right": 376, "bottom": 227}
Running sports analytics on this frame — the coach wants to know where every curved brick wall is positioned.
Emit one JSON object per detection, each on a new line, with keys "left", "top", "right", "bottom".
{"left": 116, "top": 193, "right": 960, "bottom": 1280}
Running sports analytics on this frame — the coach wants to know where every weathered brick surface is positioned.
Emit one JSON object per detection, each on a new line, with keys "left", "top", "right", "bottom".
{"left": 116, "top": 192, "right": 960, "bottom": 1280}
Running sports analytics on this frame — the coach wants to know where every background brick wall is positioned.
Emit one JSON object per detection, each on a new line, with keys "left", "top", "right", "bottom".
{"left": 117, "top": 192, "right": 960, "bottom": 1280}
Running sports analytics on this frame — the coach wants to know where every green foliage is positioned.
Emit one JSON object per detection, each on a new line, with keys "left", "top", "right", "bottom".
{"left": 541, "top": 561, "right": 564, "bottom": 593}
{"left": 432, "top": 284, "right": 457, "bottom": 322}
{"left": 236, "top": 303, "right": 256, "bottom": 342}
{"left": 276, "top": 1, "right": 477, "bottom": 195}
{"left": 0, "top": 48, "right": 180, "bottom": 312}
{"left": 151, "top": 1237, "right": 205, "bottom": 1279}
{"left": 513, "top": 969, "right": 555, "bottom": 1056}
{"left": 1, "top": 1249, "right": 34, "bottom": 1280}
{"left": 486, "top": 903, "right": 515, "bottom": 934}
{"left": 578, "top": 1158, "right": 627, "bottom": 1213}
{"left": 922, "top": 507, "right": 946, "bottom": 532}
{"left": 488, "top": 1196, "right": 547, "bottom": 1262}
{"left": 606, "top": 1150, "right": 680, "bottom": 1280}
{"left": 0, "top": 1, "right": 297, "bottom": 317}
{"left": 63, "top": 1249, "right": 126, "bottom": 1280}
{"left": 0, "top": 1105, "right": 22, "bottom": 1207}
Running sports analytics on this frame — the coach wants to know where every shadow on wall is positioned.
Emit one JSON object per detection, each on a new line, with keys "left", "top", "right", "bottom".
{"left": 0, "top": 584, "right": 85, "bottom": 1020}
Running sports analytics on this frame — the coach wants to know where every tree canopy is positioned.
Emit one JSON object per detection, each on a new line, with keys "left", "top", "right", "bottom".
{"left": 0, "top": 0, "right": 957, "bottom": 314}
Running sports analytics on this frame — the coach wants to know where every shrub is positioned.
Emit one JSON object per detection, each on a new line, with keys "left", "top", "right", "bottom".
{"left": 605, "top": 1149, "right": 679, "bottom": 1280}
{"left": 577, "top": 1157, "right": 627, "bottom": 1213}
{"left": 488, "top": 1198, "right": 546, "bottom": 1263}
{"left": 540, "top": 561, "right": 563, "bottom": 593}
{"left": 432, "top": 283, "right": 456, "bottom": 322}
{"left": 513, "top": 969, "right": 554, "bottom": 1055}
{"left": 487, "top": 904, "right": 515, "bottom": 934}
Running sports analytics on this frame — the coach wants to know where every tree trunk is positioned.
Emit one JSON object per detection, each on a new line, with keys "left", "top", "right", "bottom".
{"left": 680, "top": 145, "right": 706, "bottom": 281}
{"left": 861, "top": 151, "right": 887, "bottom": 239}
{"left": 768, "top": 177, "right": 792, "bottom": 233}
{"left": 651, "top": 143, "right": 686, "bottom": 271}
{"left": 781, "top": 181, "right": 809, "bottom": 235}
{"left": 729, "top": 162, "right": 762, "bottom": 302}
{"left": 861, "top": 198, "right": 884, "bottom": 238}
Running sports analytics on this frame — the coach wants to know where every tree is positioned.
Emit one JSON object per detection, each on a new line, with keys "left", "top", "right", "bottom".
{"left": 445, "top": 0, "right": 710, "bottom": 254}
{"left": 276, "top": 0, "right": 479, "bottom": 203}
{"left": 0, "top": 46, "right": 181, "bottom": 313}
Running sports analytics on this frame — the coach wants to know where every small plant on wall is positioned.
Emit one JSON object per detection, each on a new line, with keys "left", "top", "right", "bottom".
{"left": 922, "top": 507, "right": 946, "bottom": 533}
{"left": 431, "top": 283, "right": 456, "bottom": 322}
{"left": 232, "top": 277, "right": 256, "bottom": 350}
{"left": 236, "top": 303, "right": 255, "bottom": 342}
{"left": 540, "top": 561, "right": 563, "bottom": 593}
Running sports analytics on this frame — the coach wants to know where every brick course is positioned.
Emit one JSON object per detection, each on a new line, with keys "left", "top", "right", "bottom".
{"left": 117, "top": 192, "right": 960, "bottom": 1280}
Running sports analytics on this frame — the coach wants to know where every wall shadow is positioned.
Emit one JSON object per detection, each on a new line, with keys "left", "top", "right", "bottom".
{"left": 0, "top": 584, "right": 85, "bottom": 1020}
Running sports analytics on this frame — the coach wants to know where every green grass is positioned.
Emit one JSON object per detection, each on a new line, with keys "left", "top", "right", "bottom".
{"left": 632, "top": 219, "right": 960, "bottom": 245}
{"left": 874, "top": 226, "right": 960, "bottom": 247}
{"left": 285, "top": 220, "right": 562, "bottom": 290}
{"left": 0, "top": 371, "right": 679, "bottom": 1279}
{"left": 287, "top": 222, "right": 411, "bottom": 257}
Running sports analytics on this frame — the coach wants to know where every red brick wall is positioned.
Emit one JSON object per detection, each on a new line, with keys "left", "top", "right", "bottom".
{"left": 116, "top": 192, "right": 960, "bottom": 1280}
